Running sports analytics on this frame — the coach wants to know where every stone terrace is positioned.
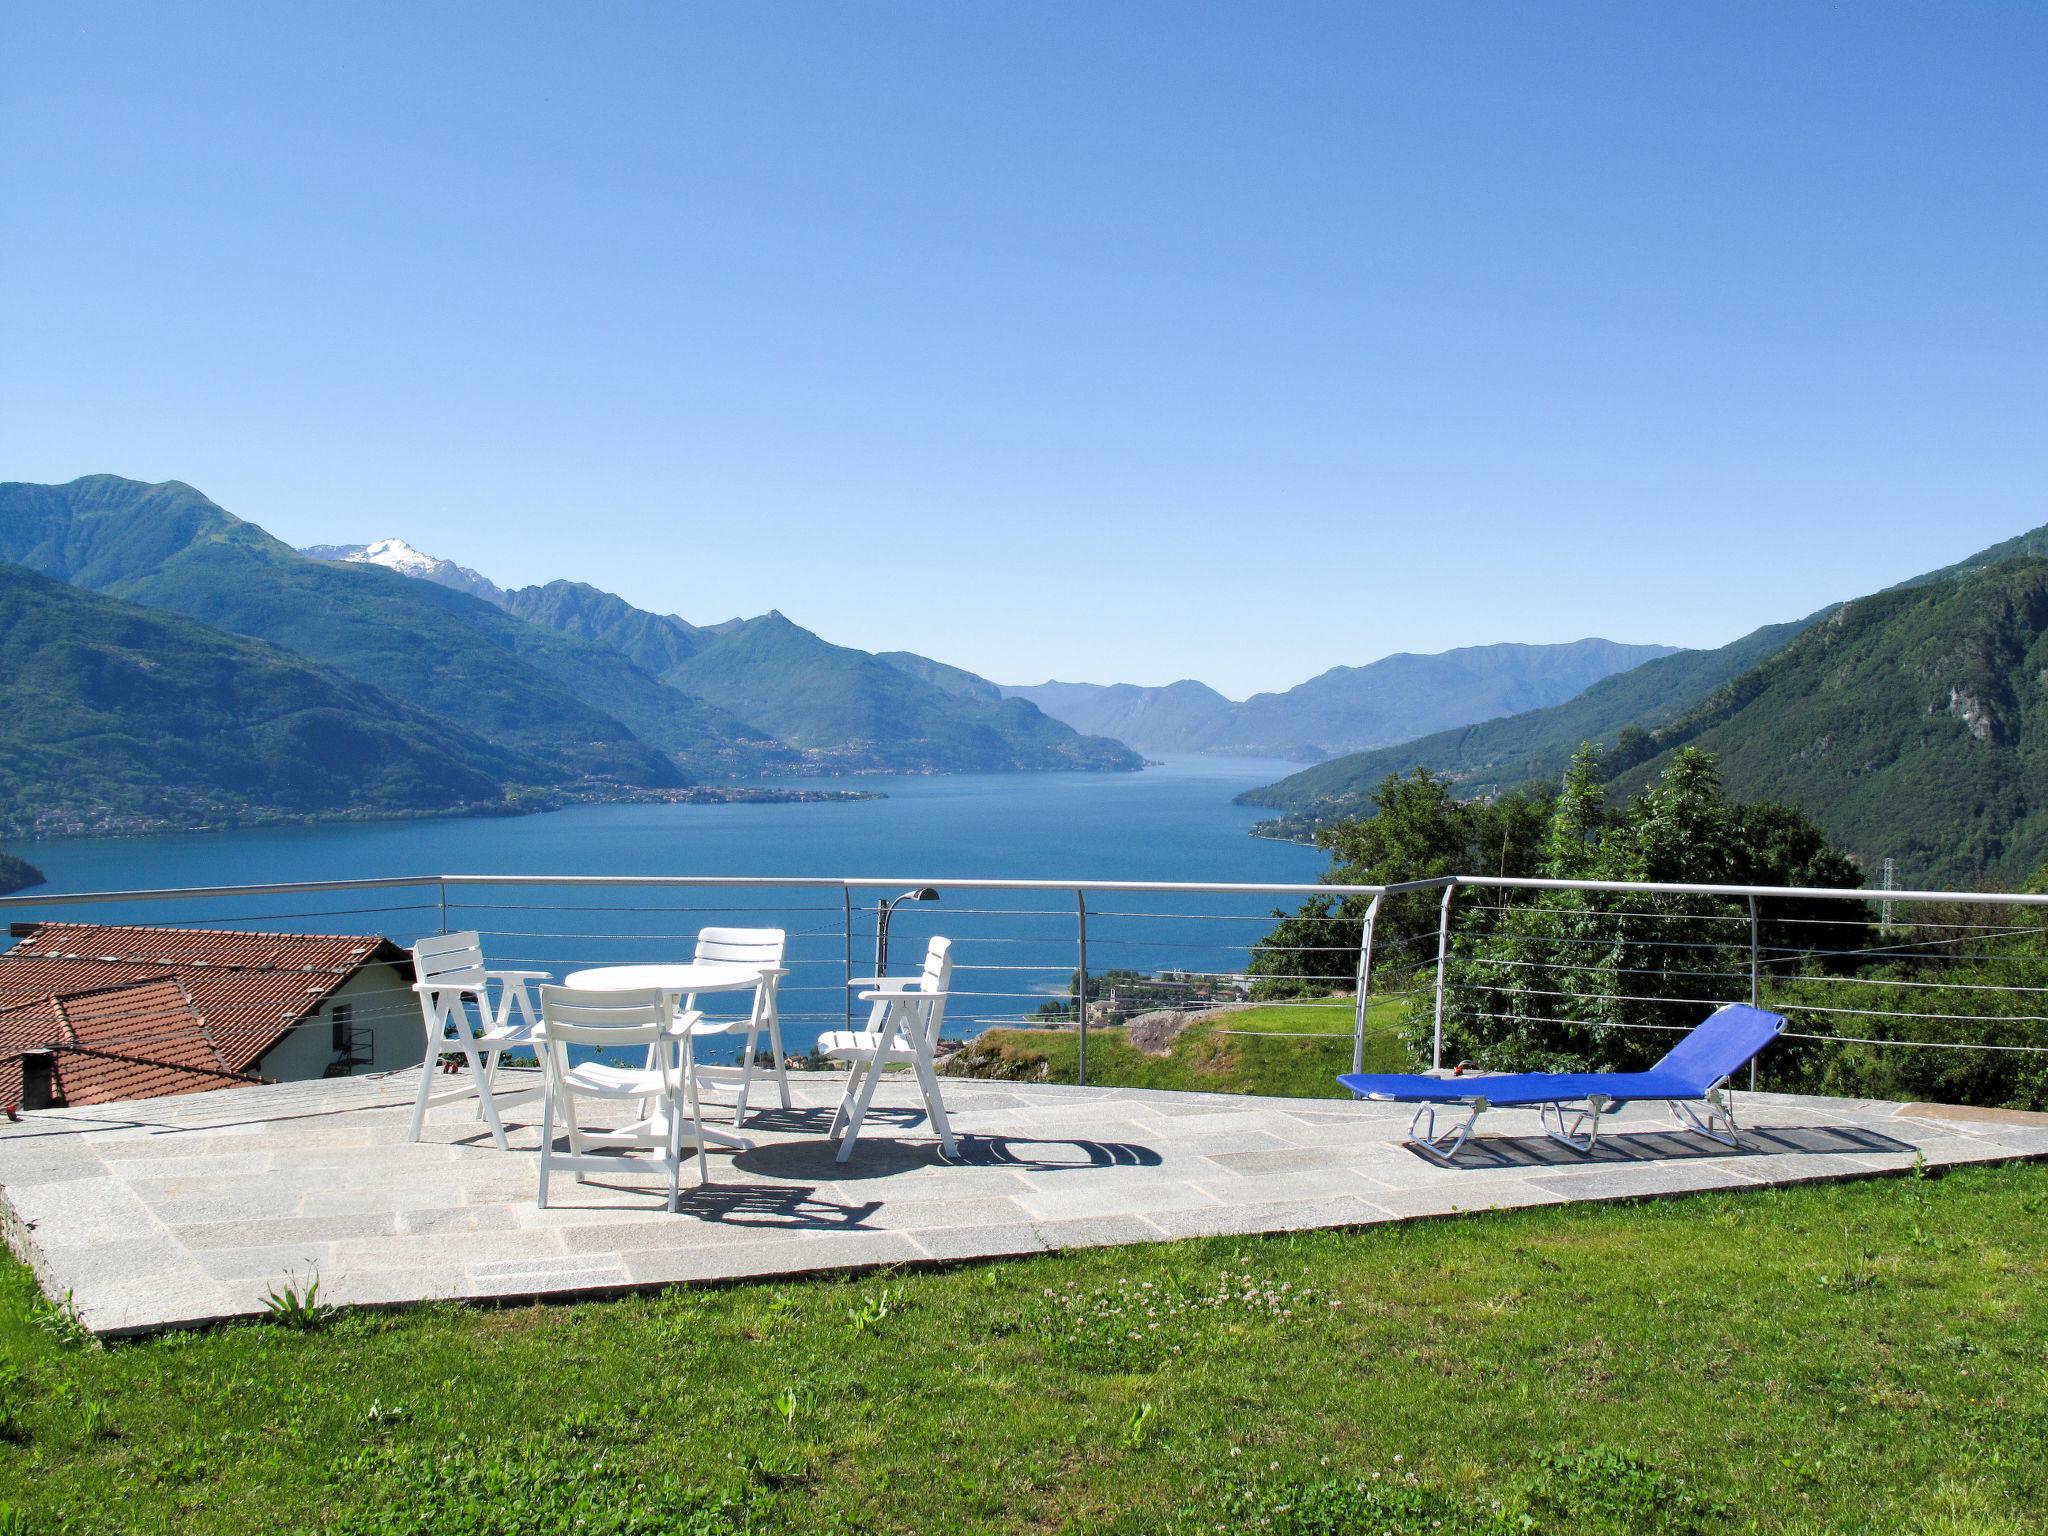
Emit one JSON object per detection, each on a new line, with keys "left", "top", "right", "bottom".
{"left": 5, "top": 1072, "right": 2048, "bottom": 1335}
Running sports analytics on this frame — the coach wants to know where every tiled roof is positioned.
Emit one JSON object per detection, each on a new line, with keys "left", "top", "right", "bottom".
{"left": 0, "top": 924, "right": 409, "bottom": 1109}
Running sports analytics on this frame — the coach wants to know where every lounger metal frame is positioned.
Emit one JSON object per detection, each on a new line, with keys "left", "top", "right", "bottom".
{"left": 1404, "top": 1080, "right": 1744, "bottom": 1161}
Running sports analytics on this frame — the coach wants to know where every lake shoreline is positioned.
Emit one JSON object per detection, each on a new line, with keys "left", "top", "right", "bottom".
{"left": 2, "top": 783, "right": 888, "bottom": 848}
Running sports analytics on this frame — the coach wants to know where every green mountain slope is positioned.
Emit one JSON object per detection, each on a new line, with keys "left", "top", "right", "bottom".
{"left": 1608, "top": 561, "right": 2048, "bottom": 883}
{"left": 0, "top": 565, "right": 530, "bottom": 837}
{"left": 0, "top": 851, "right": 45, "bottom": 894}
{"left": 875, "top": 651, "right": 1006, "bottom": 704}
{"left": 0, "top": 476, "right": 722, "bottom": 785}
{"left": 669, "top": 615, "right": 1141, "bottom": 772}
{"left": 1239, "top": 520, "right": 2048, "bottom": 825}
{"left": 499, "top": 580, "right": 711, "bottom": 679}
{"left": 1237, "top": 620, "right": 1808, "bottom": 813}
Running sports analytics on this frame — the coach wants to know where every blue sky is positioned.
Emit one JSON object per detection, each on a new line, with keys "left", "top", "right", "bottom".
{"left": 4, "top": 2, "right": 2043, "bottom": 699}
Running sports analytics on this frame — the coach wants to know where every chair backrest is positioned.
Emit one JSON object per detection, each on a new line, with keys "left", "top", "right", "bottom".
{"left": 413, "top": 930, "right": 488, "bottom": 991}
{"left": 899, "top": 936, "right": 954, "bottom": 1052}
{"left": 536, "top": 986, "right": 672, "bottom": 1055}
{"left": 1650, "top": 1003, "right": 1786, "bottom": 1094}
{"left": 694, "top": 927, "right": 786, "bottom": 969}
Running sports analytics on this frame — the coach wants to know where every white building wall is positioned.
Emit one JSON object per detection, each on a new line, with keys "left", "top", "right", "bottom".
{"left": 252, "top": 963, "right": 424, "bottom": 1084}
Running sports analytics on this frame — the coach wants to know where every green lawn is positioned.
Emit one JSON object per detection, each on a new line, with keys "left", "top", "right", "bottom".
{"left": 6, "top": 1161, "right": 2047, "bottom": 1533}
{"left": 942, "top": 998, "right": 1414, "bottom": 1097}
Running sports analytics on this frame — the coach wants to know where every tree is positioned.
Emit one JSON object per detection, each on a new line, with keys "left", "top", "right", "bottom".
{"left": 1440, "top": 746, "right": 1864, "bottom": 1074}
{"left": 1249, "top": 770, "right": 1551, "bottom": 1000}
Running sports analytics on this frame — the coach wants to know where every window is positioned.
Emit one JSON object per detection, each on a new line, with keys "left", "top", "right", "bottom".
{"left": 331, "top": 1001, "right": 354, "bottom": 1055}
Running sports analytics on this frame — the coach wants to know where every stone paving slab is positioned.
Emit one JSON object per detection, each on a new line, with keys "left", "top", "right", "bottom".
{"left": 2, "top": 1070, "right": 2042, "bottom": 1336}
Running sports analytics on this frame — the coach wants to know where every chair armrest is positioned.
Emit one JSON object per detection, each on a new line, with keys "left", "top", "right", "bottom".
{"left": 858, "top": 987, "right": 949, "bottom": 1002}
{"left": 485, "top": 969, "right": 552, "bottom": 981}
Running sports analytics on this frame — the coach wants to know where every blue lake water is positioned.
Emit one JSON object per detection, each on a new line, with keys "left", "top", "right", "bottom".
{"left": 1, "top": 759, "right": 1327, "bottom": 1058}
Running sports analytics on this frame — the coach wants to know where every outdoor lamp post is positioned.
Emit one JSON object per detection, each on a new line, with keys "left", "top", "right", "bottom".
{"left": 876, "top": 887, "right": 939, "bottom": 976}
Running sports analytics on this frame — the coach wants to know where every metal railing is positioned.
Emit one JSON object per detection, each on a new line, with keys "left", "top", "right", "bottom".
{"left": 0, "top": 874, "right": 1384, "bottom": 1084}
{"left": 6, "top": 870, "right": 2048, "bottom": 1102}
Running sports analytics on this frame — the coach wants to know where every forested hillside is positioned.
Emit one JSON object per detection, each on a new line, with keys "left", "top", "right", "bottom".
{"left": 1612, "top": 561, "right": 2048, "bottom": 883}
{"left": 0, "top": 566, "right": 532, "bottom": 837}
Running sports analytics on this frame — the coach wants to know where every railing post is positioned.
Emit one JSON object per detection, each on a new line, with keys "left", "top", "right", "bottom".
{"left": 843, "top": 885, "right": 854, "bottom": 1033}
{"left": 437, "top": 877, "right": 448, "bottom": 936}
{"left": 1431, "top": 882, "right": 1456, "bottom": 1071}
{"left": 1075, "top": 888, "right": 1089, "bottom": 1087}
{"left": 1351, "top": 892, "right": 1382, "bottom": 1076}
{"left": 1748, "top": 893, "right": 1761, "bottom": 1092}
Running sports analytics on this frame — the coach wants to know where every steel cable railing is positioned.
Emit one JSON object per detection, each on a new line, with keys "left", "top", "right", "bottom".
{"left": 7, "top": 870, "right": 2048, "bottom": 1110}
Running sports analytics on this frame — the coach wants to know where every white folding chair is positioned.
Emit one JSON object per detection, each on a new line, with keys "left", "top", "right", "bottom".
{"left": 536, "top": 985, "right": 708, "bottom": 1212}
{"left": 818, "top": 936, "right": 958, "bottom": 1163}
{"left": 678, "top": 927, "right": 790, "bottom": 1127}
{"left": 405, "top": 931, "right": 551, "bottom": 1152}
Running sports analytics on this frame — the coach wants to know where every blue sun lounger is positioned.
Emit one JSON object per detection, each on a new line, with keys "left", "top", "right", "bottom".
{"left": 1336, "top": 1003, "right": 1786, "bottom": 1161}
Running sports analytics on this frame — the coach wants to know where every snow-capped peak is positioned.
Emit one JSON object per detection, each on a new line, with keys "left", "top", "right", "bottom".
{"left": 355, "top": 537, "right": 447, "bottom": 577}
{"left": 299, "top": 538, "right": 506, "bottom": 607}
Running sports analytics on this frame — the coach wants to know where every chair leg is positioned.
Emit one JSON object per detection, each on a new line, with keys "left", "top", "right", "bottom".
{"left": 913, "top": 1056, "right": 958, "bottom": 1157}
{"left": 766, "top": 990, "right": 791, "bottom": 1110}
{"left": 667, "top": 1083, "right": 684, "bottom": 1213}
{"left": 468, "top": 1046, "right": 511, "bottom": 1152}
{"left": 684, "top": 1039, "right": 708, "bottom": 1187}
{"left": 829, "top": 1061, "right": 864, "bottom": 1140}
{"left": 836, "top": 1052, "right": 887, "bottom": 1164}
{"left": 560, "top": 1089, "right": 587, "bottom": 1182}
{"left": 406, "top": 1051, "right": 438, "bottom": 1143}
{"left": 537, "top": 1090, "right": 555, "bottom": 1210}
{"left": 732, "top": 1030, "right": 758, "bottom": 1128}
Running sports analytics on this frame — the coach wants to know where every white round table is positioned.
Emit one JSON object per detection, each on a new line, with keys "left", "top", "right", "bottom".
{"left": 563, "top": 962, "right": 792, "bottom": 1142}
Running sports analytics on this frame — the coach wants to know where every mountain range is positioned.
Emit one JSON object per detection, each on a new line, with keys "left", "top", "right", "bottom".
{"left": 0, "top": 562, "right": 532, "bottom": 836}
{"left": 0, "top": 476, "right": 1144, "bottom": 834}
{"left": 1004, "top": 638, "right": 1677, "bottom": 760}
{"left": 1241, "top": 522, "right": 2048, "bottom": 883}
{"left": 303, "top": 536, "right": 1134, "bottom": 773}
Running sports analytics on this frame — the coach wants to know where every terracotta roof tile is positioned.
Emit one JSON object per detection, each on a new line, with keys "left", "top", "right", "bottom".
{"left": 0, "top": 923, "right": 409, "bottom": 1108}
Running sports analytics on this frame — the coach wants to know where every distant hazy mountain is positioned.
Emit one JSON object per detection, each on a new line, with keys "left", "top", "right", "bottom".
{"left": 1238, "top": 622, "right": 1806, "bottom": 813}
{"left": 1008, "top": 639, "right": 1675, "bottom": 760}
{"left": 0, "top": 563, "right": 531, "bottom": 837}
{"left": 1002, "top": 679, "right": 1237, "bottom": 755}
{"left": 297, "top": 533, "right": 1136, "bottom": 774}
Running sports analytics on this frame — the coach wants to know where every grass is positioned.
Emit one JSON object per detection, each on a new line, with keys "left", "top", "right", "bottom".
{"left": 5, "top": 1161, "right": 2048, "bottom": 1533}
{"left": 942, "top": 998, "right": 1414, "bottom": 1098}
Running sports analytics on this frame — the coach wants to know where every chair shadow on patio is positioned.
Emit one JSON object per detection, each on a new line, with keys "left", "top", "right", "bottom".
{"left": 1421, "top": 1122, "right": 1918, "bottom": 1170}
{"left": 549, "top": 1167, "right": 885, "bottom": 1231}
{"left": 727, "top": 1126, "right": 1163, "bottom": 1182}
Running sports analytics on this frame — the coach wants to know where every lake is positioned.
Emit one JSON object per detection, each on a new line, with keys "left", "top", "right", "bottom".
{"left": 1, "top": 759, "right": 1329, "bottom": 1057}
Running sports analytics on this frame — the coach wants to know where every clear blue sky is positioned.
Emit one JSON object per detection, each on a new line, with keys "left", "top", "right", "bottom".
{"left": 4, "top": 2, "right": 2043, "bottom": 699}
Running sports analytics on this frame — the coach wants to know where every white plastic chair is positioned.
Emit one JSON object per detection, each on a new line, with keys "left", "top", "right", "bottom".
{"left": 818, "top": 936, "right": 958, "bottom": 1163}
{"left": 678, "top": 927, "right": 789, "bottom": 1127}
{"left": 536, "top": 985, "right": 707, "bottom": 1212}
{"left": 405, "top": 931, "right": 551, "bottom": 1152}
